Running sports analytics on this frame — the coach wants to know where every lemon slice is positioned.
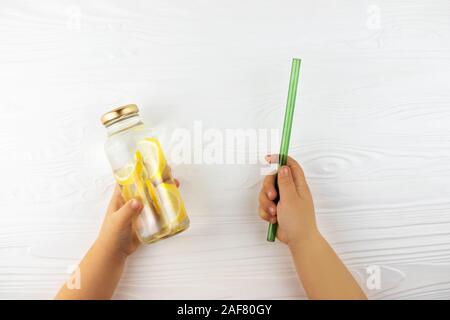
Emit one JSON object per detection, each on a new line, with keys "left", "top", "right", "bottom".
{"left": 156, "top": 182, "right": 187, "bottom": 224}
{"left": 114, "top": 151, "right": 144, "bottom": 186}
{"left": 137, "top": 138, "right": 168, "bottom": 183}
{"left": 144, "top": 179, "right": 162, "bottom": 215}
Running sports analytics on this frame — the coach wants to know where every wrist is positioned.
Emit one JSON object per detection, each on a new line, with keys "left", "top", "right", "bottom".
{"left": 287, "top": 229, "right": 323, "bottom": 252}
{"left": 93, "top": 238, "right": 128, "bottom": 265}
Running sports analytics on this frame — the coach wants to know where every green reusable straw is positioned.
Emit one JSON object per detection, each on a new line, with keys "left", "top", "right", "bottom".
{"left": 267, "top": 58, "right": 301, "bottom": 242}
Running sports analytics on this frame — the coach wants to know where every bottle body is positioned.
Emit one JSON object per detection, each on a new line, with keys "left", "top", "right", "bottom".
{"left": 103, "top": 109, "right": 189, "bottom": 244}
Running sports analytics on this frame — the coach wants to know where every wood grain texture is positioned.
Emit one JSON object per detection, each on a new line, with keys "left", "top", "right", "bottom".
{"left": 1, "top": 0, "right": 450, "bottom": 299}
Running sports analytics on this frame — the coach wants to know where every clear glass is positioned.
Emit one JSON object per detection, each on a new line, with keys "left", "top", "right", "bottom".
{"left": 104, "top": 114, "right": 189, "bottom": 244}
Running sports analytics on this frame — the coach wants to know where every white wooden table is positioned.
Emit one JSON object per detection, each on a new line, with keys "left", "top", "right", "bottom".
{"left": 1, "top": 0, "right": 450, "bottom": 299}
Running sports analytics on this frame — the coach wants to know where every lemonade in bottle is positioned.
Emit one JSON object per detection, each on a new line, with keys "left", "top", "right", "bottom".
{"left": 101, "top": 104, "right": 189, "bottom": 244}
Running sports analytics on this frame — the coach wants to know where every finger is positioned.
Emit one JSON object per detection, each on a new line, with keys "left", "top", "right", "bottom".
{"left": 259, "top": 207, "right": 277, "bottom": 224}
{"left": 174, "top": 178, "right": 180, "bottom": 188}
{"left": 114, "top": 198, "right": 143, "bottom": 226}
{"left": 277, "top": 166, "right": 298, "bottom": 201}
{"left": 259, "top": 207, "right": 271, "bottom": 221}
{"left": 262, "top": 174, "right": 277, "bottom": 200}
{"left": 268, "top": 154, "right": 310, "bottom": 197}
{"left": 259, "top": 192, "right": 277, "bottom": 216}
{"left": 285, "top": 156, "right": 311, "bottom": 196}
{"left": 285, "top": 156, "right": 305, "bottom": 182}
{"left": 268, "top": 154, "right": 304, "bottom": 180}
{"left": 265, "top": 154, "right": 279, "bottom": 164}
{"left": 107, "top": 185, "right": 125, "bottom": 214}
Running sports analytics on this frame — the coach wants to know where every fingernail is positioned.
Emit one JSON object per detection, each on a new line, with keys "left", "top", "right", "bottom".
{"left": 269, "top": 207, "right": 276, "bottom": 215}
{"left": 131, "top": 199, "right": 141, "bottom": 210}
{"left": 267, "top": 191, "right": 273, "bottom": 198}
{"left": 280, "top": 166, "right": 289, "bottom": 177}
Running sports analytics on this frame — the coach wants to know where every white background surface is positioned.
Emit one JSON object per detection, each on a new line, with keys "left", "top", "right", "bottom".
{"left": 1, "top": 0, "right": 450, "bottom": 299}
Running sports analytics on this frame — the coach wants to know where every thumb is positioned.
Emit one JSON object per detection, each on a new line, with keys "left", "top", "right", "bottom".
{"left": 277, "top": 166, "right": 298, "bottom": 201}
{"left": 115, "top": 198, "right": 143, "bottom": 226}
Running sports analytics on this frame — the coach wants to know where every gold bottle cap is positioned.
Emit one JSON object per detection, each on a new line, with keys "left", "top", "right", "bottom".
{"left": 101, "top": 104, "right": 139, "bottom": 126}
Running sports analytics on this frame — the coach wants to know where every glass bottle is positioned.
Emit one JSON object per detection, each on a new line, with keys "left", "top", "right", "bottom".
{"left": 101, "top": 104, "right": 189, "bottom": 244}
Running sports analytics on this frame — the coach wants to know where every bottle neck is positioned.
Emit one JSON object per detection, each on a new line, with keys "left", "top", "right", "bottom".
{"left": 106, "top": 114, "right": 143, "bottom": 136}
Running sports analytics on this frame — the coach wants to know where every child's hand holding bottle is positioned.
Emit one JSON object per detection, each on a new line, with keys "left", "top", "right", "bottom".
{"left": 97, "top": 178, "right": 181, "bottom": 259}
{"left": 56, "top": 181, "right": 179, "bottom": 300}
{"left": 95, "top": 185, "right": 144, "bottom": 260}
